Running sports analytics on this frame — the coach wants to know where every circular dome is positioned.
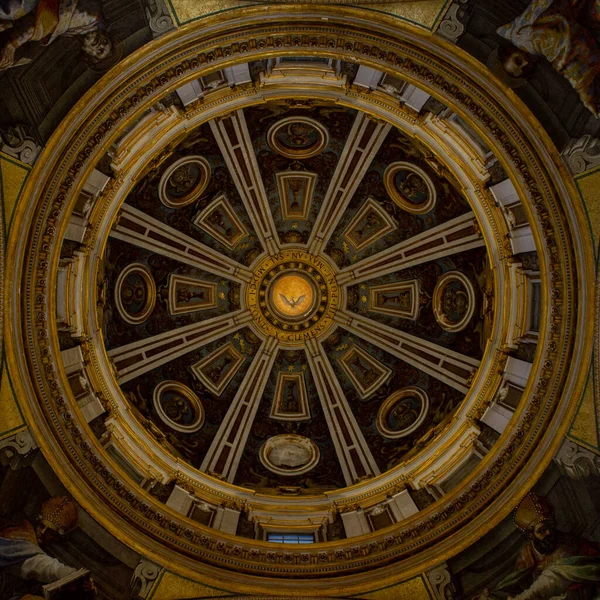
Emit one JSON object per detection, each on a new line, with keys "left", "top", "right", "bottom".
{"left": 5, "top": 5, "right": 591, "bottom": 595}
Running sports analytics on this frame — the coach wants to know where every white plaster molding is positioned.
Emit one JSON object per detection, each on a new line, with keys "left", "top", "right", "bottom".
{"left": 424, "top": 113, "right": 488, "bottom": 181}
{"left": 353, "top": 65, "right": 384, "bottom": 89}
{"left": 505, "top": 262, "right": 528, "bottom": 349}
{"left": 131, "top": 558, "right": 163, "bottom": 599}
{"left": 145, "top": 0, "right": 175, "bottom": 38}
{"left": 224, "top": 63, "right": 252, "bottom": 87}
{"left": 426, "top": 562, "right": 459, "bottom": 600}
{"left": 337, "top": 212, "right": 484, "bottom": 286}
{"left": 387, "top": 489, "right": 419, "bottom": 521}
{"left": 210, "top": 110, "right": 280, "bottom": 254}
{"left": 110, "top": 105, "right": 181, "bottom": 173}
{"left": 436, "top": 0, "right": 468, "bottom": 44}
{"left": 340, "top": 509, "right": 371, "bottom": 538}
{"left": 112, "top": 203, "right": 253, "bottom": 283}
{"left": 166, "top": 485, "right": 195, "bottom": 516}
{"left": 480, "top": 400, "right": 513, "bottom": 434}
{"left": 201, "top": 337, "right": 279, "bottom": 482}
{"left": 306, "top": 337, "right": 381, "bottom": 486}
{"left": 108, "top": 309, "right": 252, "bottom": 384}
{"left": 509, "top": 224, "right": 536, "bottom": 254}
{"left": 554, "top": 438, "right": 600, "bottom": 479}
{"left": 175, "top": 79, "right": 203, "bottom": 106}
{"left": 335, "top": 309, "right": 480, "bottom": 393}
{"left": 399, "top": 84, "right": 431, "bottom": 112}
{"left": 0, "top": 125, "right": 41, "bottom": 165}
{"left": 561, "top": 134, "right": 600, "bottom": 176}
{"left": 308, "top": 112, "right": 391, "bottom": 255}
{"left": 504, "top": 356, "right": 532, "bottom": 389}
{"left": 0, "top": 429, "right": 39, "bottom": 469}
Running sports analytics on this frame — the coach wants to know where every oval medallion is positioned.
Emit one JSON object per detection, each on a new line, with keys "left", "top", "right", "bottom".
{"left": 114, "top": 264, "right": 156, "bottom": 325}
{"left": 153, "top": 381, "right": 204, "bottom": 434}
{"left": 259, "top": 434, "right": 320, "bottom": 476}
{"left": 376, "top": 387, "right": 429, "bottom": 439}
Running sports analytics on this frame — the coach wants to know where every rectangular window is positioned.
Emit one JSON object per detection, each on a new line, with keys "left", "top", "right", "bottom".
{"left": 266, "top": 533, "right": 315, "bottom": 544}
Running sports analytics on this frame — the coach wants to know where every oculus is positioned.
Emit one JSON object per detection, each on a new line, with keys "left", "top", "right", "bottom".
{"left": 343, "top": 196, "right": 397, "bottom": 252}
{"left": 338, "top": 344, "right": 392, "bottom": 399}
{"left": 153, "top": 381, "right": 205, "bottom": 434}
{"left": 193, "top": 194, "right": 249, "bottom": 249}
{"left": 271, "top": 372, "right": 311, "bottom": 421}
{"left": 247, "top": 249, "right": 340, "bottom": 346}
{"left": 164, "top": 274, "right": 217, "bottom": 315}
{"left": 114, "top": 264, "right": 156, "bottom": 325}
{"left": 368, "top": 280, "right": 421, "bottom": 320}
{"left": 433, "top": 271, "right": 476, "bottom": 332}
{"left": 158, "top": 156, "right": 211, "bottom": 209}
{"left": 259, "top": 434, "right": 320, "bottom": 476}
{"left": 276, "top": 169, "right": 317, "bottom": 220}
{"left": 376, "top": 387, "right": 429, "bottom": 439}
{"left": 190, "top": 342, "right": 245, "bottom": 397}
{"left": 267, "top": 116, "right": 329, "bottom": 159}
{"left": 384, "top": 161, "right": 436, "bottom": 214}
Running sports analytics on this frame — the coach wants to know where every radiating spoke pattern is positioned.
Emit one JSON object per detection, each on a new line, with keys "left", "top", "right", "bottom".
{"left": 211, "top": 110, "right": 280, "bottom": 255}
{"left": 305, "top": 337, "right": 381, "bottom": 485}
{"left": 308, "top": 113, "right": 391, "bottom": 255}
{"left": 108, "top": 310, "right": 252, "bottom": 384}
{"left": 102, "top": 99, "right": 490, "bottom": 493}
{"left": 334, "top": 309, "right": 480, "bottom": 393}
{"left": 336, "top": 212, "right": 484, "bottom": 286}
{"left": 200, "top": 336, "right": 279, "bottom": 482}
{"left": 112, "top": 204, "right": 253, "bottom": 283}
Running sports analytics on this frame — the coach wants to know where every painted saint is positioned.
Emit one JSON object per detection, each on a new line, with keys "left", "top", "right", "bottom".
{"left": 474, "top": 493, "right": 600, "bottom": 599}
{"left": 0, "top": 0, "right": 117, "bottom": 71}
{"left": 497, "top": 0, "right": 600, "bottom": 117}
{"left": 0, "top": 496, "right": 92, "bottom": 598}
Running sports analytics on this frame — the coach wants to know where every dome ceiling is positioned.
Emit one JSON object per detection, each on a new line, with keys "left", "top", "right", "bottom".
{"left": 5, "top": 7, "right": 591, "bottom": 592}
{"left": 102, "top": 101, "right": 489, "bottom": 493}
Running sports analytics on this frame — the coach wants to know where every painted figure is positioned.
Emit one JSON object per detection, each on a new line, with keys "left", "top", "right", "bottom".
{"left": 476, "top": 493, "right": 600, "bottom": 599}
{"left": 497, "top": 0, "right": 600, "bottom": 117}
{"left": 0, "top": 0, "right": 113, "bottom": 70}
{"left": 0, "top": 496, "right": 79, "bottom": 598}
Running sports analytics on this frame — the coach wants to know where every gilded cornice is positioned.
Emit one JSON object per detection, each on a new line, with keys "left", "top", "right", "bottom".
{"left": 4, "top": 6, "right": 593, "bottom": 593}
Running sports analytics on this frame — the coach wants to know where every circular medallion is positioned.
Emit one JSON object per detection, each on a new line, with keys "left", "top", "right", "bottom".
{"left": 153, "top": 381, "right": 204, "bottom": 434}
{"left": 247, "top": 250, "right": 340, "bottom": 345}
{"left": 259, "top": 434, "right": 320, "bottom": 476}
{"left": 433, "top": 271, "right": 476, "bottom": 332}
{"left": 158, "top": 156, "right": 211, "bottom": 208}
{"left": 267, "top": 117, "right": 329, "bottom": 159}
{"left": 114, "top": 264, "right": 156, "bottom": 325}
{"left": 384, "top": 161, "right": 436, "bottom": 214}
{"left": 376, "top": 387, "right": 429, "bottom": 439}
{"left": 270, "top": 272, "right": 319, "bottom": 321}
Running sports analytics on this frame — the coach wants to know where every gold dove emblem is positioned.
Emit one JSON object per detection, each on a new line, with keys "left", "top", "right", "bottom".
{"left": 279, "top": 293, "right": 306, "bottom": 309}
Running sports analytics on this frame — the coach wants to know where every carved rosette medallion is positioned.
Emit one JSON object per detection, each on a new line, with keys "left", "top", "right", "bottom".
{"left": 158, "top": 156, "right": 211, "bottom": 209}
{"left": 259, "top": 434, "right": 320, "bottom": 476}
{"left": 114, "top": 264, "right": 156, "bottom": 325}
{"left": 247, "top": 249, "right": 340, "bottom": 345}
{"left": 433, "top": 271, "right": 476, "bottom": 332}
{"left": 153, "top": 381, "right": 205, "bottom": 434}
{"left": 267, "top": 117, "right": 329, "bottom": 159}
{"left": 384, "top": 162, "right": 436, "bottom": 214}
{"left": 376, "top": 387, "right": 429, "bottom": 439}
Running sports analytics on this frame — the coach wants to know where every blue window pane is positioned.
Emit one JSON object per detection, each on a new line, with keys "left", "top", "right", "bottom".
{"left": 267, "top": 533, "right": 314, "bottom": 544}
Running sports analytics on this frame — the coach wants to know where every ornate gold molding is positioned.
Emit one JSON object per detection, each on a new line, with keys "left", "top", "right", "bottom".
{"left": 4, "top": 6, "right": 593, "bottom": 594}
